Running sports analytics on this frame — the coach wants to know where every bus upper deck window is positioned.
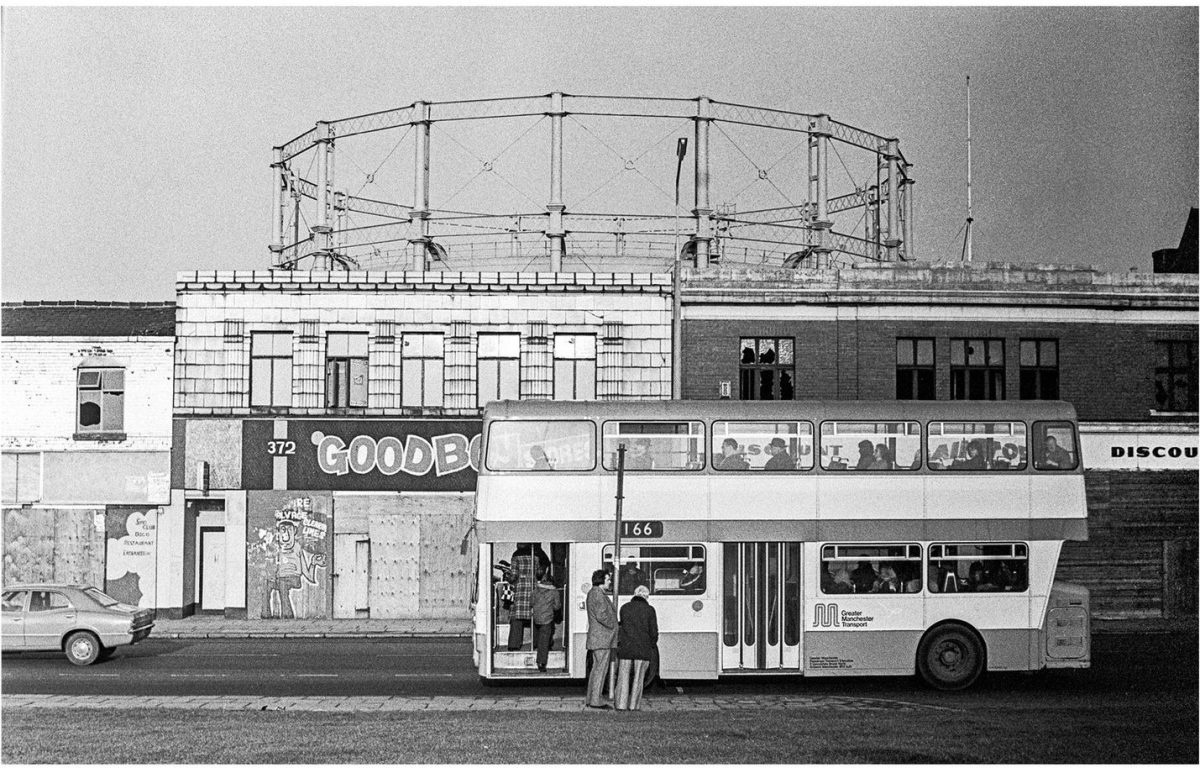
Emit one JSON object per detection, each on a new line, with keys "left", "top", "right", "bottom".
{"left": 820, "top": 421, "right": 921, "bottom": 471}
{"left": 485, "top": 420, "right": 595, "bottom": 471}
{"left": 712, "top": 421, "right": 814, "bottom": 471}
{"left": 602, "top": 422, "right": 705, "bottom": 471}
{"left": 1034, "top": 421, "right": 1079, "bottom": 470}
{"left": 927, "top": 421, "right": 1027, "bottom": 471}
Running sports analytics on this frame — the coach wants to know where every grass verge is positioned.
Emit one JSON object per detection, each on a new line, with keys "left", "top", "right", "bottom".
{"left": 3, "top": 700, "right": 1197, "bottom": 764}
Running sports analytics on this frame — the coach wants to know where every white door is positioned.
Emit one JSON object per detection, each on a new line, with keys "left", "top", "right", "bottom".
{"left": 334, "top": 534, "right": 371, "bottom": 618}
{"left": 200, "top": 527, "right": 226, "bottom": 611}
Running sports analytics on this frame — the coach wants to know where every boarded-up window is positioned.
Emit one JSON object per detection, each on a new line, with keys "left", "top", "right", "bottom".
{"left": 77, "top": 367, "right": 124, "bottom": 434}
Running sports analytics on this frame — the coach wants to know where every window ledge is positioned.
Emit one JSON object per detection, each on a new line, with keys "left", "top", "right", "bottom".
{"left": 1149, "top": 410, "right": 1199, "bottom": 418}
{"left": 73, "top": 432, "right": 127, "bottom": 442}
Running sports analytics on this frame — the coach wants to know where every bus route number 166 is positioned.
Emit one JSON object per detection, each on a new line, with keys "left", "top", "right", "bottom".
{"left": 621, "top": 521, "right": 663, "bottom": 539}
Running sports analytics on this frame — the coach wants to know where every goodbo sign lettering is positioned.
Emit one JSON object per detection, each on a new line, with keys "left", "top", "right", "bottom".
{"left": 311, "top": 431, "right": 481, "bottom": 477}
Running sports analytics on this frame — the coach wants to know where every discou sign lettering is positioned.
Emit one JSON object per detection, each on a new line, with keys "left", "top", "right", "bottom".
{"left": 311, "top": 431, "right": 481, "bottom": 477}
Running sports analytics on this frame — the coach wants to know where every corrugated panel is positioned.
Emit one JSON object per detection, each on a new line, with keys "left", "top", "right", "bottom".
{"left": 369, "top": 513, "right": 420, "bottom": 617}
{"left": 1063, "top": 470, "right": 1198, "bottom": 619}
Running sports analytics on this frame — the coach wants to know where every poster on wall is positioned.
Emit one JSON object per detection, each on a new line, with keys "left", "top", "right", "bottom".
{"left": 104, "top": 507, "right": 158, "bottom": 609}
{"left": 247, "top": 492, "right": 331, "bottom": 620}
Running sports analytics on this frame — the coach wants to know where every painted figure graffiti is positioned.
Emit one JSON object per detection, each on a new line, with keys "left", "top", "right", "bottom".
{"left": 259, "top": 502, "right": 328, "bottom": 619}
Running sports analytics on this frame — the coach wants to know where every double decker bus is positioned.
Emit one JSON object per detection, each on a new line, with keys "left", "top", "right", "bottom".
{"left": 472, "top": 400, "right": 1091, "bottom": 690}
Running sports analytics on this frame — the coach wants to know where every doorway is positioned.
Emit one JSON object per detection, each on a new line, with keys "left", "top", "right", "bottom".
{"left": 721, "top": 542, "right": 802, "bottom": 671}
{"left": 490, "top": 541, "right": 569, "bottom": 674}
{"left": 198, "top": 526, "right": 226, "bottom": 612}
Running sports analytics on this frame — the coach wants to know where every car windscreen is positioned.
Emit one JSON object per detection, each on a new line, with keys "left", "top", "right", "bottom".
{"left": 82, "top": 587, "right": 120, "bottom": 607}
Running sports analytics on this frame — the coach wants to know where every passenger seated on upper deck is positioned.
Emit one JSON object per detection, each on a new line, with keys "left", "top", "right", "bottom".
{"left": 850, "top": 561, "right": 877, "bottom": 593}
{"left": 763, "top": 438, "right": 797, "bottom": 471}
{"left": 1038, "top": 435, "right": 1074, "bottom": 469}
{"left": 715, "top": 438, "right": 750, "bottom": 470}
{"left": 854, "top": 440, "right": 875, "bottom": 470}
{"left": 868, "top": 444, "right": 894, "bottom": 470}
{"left": 954, "top": 440, "right": 987, "bottom": 470}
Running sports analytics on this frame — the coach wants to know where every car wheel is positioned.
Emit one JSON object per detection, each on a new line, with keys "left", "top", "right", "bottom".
{"left": 65, "top": 631, "right": 101, "bottom": 666}
{"left": 917, "top": 623, "right": 984, "bottom": 691}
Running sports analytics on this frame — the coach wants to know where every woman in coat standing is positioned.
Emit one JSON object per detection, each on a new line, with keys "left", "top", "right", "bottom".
{"left": 615, "top": 584, "right": 658, "bottom": 711}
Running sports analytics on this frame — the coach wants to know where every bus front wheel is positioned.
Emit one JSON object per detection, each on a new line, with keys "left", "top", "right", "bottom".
{"left": 917, "top": 624, "right": 984, "bottom": 691}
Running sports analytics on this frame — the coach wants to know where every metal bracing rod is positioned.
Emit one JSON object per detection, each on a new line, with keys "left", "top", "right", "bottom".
{"left": 271, "top": 148, "right": 285, "bottom": 252}
{"left": 547, "top": 91, "right": 566, "bottom": 272}
{"left": 693, "top": 96, "right": 712, "bottom": 267}
{"left": 409, "top": 101, "right": 431, "bottom": 272}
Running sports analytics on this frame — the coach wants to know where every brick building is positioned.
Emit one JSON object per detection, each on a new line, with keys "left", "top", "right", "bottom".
{"left": 680, "top": 262, "right": 1198, "bottom": 620}
{"left": 164, "top": 270, "right": 670, "bottom": 619}
{"left": 1, "top": 302, "right": 175, "bottom": 609}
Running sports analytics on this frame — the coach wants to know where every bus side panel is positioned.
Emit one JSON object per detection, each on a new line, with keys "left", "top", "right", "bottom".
{"left": 661, "top": 633, "right": 720, "bottom": 680}
{"left": 978, "top": 628, "right": 1042, "bottom": 671}
{"left": 803, "top": 630, "right": 923, "bottom": 676}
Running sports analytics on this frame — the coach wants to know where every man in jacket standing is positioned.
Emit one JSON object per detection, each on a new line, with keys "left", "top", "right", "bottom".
{"left": 585, "top": 568, "right": 617, "bottom": 709}
{"left": 615, "top": 584, "right": 658, "bottom": 711}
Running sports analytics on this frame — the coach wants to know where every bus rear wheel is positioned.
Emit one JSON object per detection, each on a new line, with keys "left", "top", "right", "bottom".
{"left": 917, "top": 624, "right": 984, "bottom": 691}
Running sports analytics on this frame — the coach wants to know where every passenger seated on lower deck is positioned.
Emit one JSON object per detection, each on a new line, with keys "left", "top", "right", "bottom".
{"left": 872, "top": 563, "right": 899, "bottom": 593}
{"left": 967, "top": 561, "right": 1001, "bottom": 592}
{"left": 850, "top": 561, "right": 877, "bottom": 593}
{"left": 896, "top": 561, "right": 921, "bottom": 592}
{"left": 820, "top": 564, "right": 853, "bottom": 594}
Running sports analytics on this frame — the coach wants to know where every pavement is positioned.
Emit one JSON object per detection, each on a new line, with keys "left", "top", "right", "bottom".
{"left": 1, "top": 693, "right": 951, "bottom": 713}
{"left": 148, "top": 614, "right": 1193, "bottom": 639}
{"left": 151, "top": 615, "right": 473, "bottom": 639}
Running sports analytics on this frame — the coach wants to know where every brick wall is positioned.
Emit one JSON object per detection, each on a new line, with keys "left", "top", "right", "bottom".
{"left": 0, "top": 338, "right": 174, "bottom": 451}
{"left": 683, "top": 318, "right": 1195, "bottom": 421}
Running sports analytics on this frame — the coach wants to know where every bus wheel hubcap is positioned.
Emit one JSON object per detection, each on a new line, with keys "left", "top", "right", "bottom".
{"left": 938, "top": 643, "right": 962, "bottom": 668}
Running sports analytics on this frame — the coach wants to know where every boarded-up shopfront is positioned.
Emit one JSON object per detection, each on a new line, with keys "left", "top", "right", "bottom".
{"left": 170, "top": 416, "right": 480, "bottom": 620}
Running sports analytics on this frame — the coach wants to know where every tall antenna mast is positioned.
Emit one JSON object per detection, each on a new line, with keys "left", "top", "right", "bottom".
{"left": 962, "top": 75, "right": 974, "bottom": 263}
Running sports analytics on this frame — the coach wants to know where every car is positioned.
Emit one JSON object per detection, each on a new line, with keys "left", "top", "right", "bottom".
{"left": 1, "top": 584, "right": 155, "bottom": 665}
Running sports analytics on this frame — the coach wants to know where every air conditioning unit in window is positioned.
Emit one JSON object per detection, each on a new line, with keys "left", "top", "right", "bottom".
{"left": 719, "top": 381, "right": 732, "bottom": 399}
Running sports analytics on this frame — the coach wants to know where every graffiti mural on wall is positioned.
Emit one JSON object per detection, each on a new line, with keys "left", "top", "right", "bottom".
{"left": 105, "top": 507, "right": 157, "bottom": 608}
{"left": 248, "top": 493, "right": 330, "bottom": 619}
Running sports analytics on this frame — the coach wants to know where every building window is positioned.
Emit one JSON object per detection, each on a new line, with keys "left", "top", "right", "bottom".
{"left": 1155, "top": 340, "right": 1198, "bottom": 413}
{"left": 1019, "top": 339, "right": 1059, "bottom": 400}
{"left": 76, "top": 367, "right": 125, "bottom": 435}
{"left": 896, "top": 338, "right": 935, "bottom": 400}
{"left": 326, "top": 332, "right": 368, "bottom": 408}
{"left": 250, "top": 332, "right": 293, "bottom": 407}
{"left": 554, "top": 334, "right": 596, "bottom": 400}
{"left": 739, "top": 338, "right": 794, "bottom": 400}
{"left": 950, "top": 339, "right": 1005, "bottom": 400}
{"left": 401, "top": 333, "right": 443, "bottom": 407}
{"left": 478, "top": 333, "right": 520, "bottom": 407}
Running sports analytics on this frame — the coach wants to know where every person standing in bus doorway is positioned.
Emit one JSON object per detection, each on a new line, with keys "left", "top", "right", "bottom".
{"left": 615, "top": 584, "right": 658, "bottom": 712}
{"left": 507, "top": 543, "right": 537, "bottom": 651}
{"left": 585, "top": 569, "right": 617, "bottom": 709}
{"left": 531, "top": 566, "right": 561, "bottom": 672}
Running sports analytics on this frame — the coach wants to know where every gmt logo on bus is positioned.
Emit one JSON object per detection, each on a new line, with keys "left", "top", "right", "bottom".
{"left": 812, "top": 603, "right": 875, "bottom": 628}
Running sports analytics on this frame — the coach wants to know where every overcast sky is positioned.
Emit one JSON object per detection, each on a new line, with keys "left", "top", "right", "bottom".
{"left": 2, "top": 6, "right": 1196, "bottom": 302}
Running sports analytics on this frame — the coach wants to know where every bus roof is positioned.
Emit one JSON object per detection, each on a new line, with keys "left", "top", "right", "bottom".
{"left": 481, "top": 399, "right": 1079, "bottom": 423}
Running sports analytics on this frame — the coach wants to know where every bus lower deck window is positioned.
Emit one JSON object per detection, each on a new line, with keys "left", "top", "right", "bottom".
{"left": 928, "top": 543, "right": 1029, "bottom": 593}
